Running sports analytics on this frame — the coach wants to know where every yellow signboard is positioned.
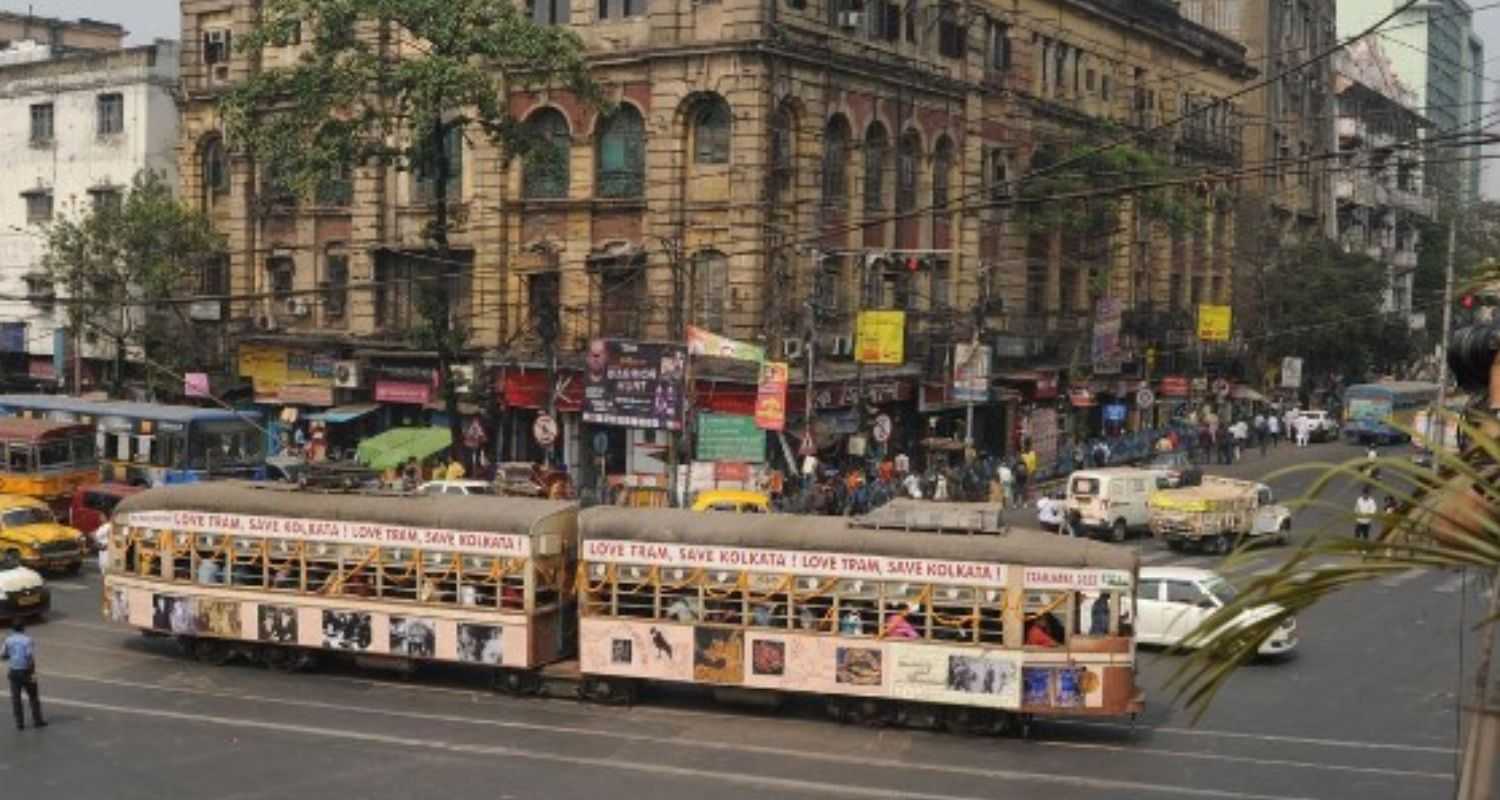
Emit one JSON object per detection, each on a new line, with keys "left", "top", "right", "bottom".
{"left": 238, "top": 343, "right": 288, "bottom": 397}
{"left": 855, "top": 311, "right": 906, "bottom": 365}
{"left": 1197, "top": 304, "right": 1232, "bottom": 342}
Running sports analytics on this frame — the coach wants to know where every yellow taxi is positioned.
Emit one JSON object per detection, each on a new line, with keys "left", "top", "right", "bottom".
{"left": 690, "top": 489, "right": 771, "bottom": 514}
{"left": 0, "top": 494, "right": 86, "bottom": 575}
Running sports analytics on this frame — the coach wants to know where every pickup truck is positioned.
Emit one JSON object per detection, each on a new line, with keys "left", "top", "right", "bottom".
{"left": 1147, "top": 477, "right": 1292, "bottom": 555}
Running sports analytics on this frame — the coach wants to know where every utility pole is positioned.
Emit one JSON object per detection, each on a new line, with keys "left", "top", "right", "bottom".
{"left": 802, "top": 251, "right": 820, "bottom": 480}
{"left": 1431, "top": 218, "right": 1456, "bottom": 464}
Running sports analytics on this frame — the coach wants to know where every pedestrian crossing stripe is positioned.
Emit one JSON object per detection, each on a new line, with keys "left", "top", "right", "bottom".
{"left": 47, "top": 582, "right": 90, "bottom": 592}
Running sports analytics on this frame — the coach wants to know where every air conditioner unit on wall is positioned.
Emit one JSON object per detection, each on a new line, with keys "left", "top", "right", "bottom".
{"left": 831, "top": 335, "right": 853, "bottom": 358}
{"left": 333, "top": 360, "right": 360, "bottom": 389}
{"left": 450, "top": 365, "right": 476, "bottom": 393}
{"left": 838, "top": 10, "right": 864, "bottom": 29}
{"left": 282, "top": 298, "right": 309, "bottom": 317}
{"left": 783, "top": 339, "right": 803, "bottom": 359}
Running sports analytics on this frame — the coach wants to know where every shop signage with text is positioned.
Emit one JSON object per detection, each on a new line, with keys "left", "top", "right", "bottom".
{"left": 855, "top": 311, "right": 905, "bottom": 365}
{"left": 375, "top": 380, "right": 433, "bottom": 405}
{"left": 754, "top": 361, "right": 788, "bottom": 431}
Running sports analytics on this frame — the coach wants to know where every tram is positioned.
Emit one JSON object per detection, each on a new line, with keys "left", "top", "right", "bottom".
{"left": 103, "top": 484, "right": 1142, "bottom": 733}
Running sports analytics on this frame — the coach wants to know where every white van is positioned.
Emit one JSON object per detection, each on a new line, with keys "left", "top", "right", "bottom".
{"left": 1063, "top": 468, "right": 1162, "bottom": 542}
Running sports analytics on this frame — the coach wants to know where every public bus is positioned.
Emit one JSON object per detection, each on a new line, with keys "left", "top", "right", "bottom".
{"left": 0, "top": 395, "right": 265, "bottom": 486}
{"left": 1341, "top": 381, "right": 1440, "bottom": 446}
{"left": 0, "top": 418, "right": 98, "bottom": 510}
{"left": 104, "top": 483, "right": 578, "bottom": 679}
{"left": 102, "top": 487, "right": 1143, "bottom": 734}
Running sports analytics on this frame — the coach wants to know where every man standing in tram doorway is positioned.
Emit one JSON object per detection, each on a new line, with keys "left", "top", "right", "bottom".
{"left": 3, "top": 622, "right": 46, "bottom": 730}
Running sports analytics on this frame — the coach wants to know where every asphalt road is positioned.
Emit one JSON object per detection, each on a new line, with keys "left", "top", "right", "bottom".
{"left": 2, "top": 441, "right": 1487, "bottom": 800}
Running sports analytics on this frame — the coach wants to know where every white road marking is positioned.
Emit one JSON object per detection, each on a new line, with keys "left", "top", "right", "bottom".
{"left": 1049, "top": 719, "right": 1456, "bottom": 755}
{"left": 1139, "top": 550, "right": 1179, "bottom": 565}
{"left": 1377, "top": 569, "right": 1426, "bottom": 588}
{"left": 46, "top": 582, "right": 90, "bottom": 592}
{"left": 46, "top": 695, "right": 1324, "bottom": 800}
{"left": 46, "top": 671, "right": 1453, "bottom": 783}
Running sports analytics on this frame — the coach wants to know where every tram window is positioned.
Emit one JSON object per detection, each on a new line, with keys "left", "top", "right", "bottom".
{"left": 269, "top": 540, "right": 304, "bottom": 591}
{"left": 420, "top": 552, "right": 457, "bottom": 604}
{"left": 703, "top": 570, "right": 743, "bottom": 625}
{"left": 1076, "top": 592, "right": 1115, "bottom": 636}
{"left": 1024, "top": 591, "right": 1069, "bottom": 648}
{"left": 931, "top": 585, "right": 978, "bottom": 642}
{"left": 339, "top": 546, "right": 375, "bottom": 597}
{"left": 195, "top": 535, "right": 225, "bottom": 585}
{"left": 747, "top": 573, "right": 788, "bottom": 629}
{"left": 460, "top": 555, "right": 497, "bottom": 608}
{"left": 229, "top": 537, "right": 265, "bottom": 587}
{"left": 168, "top": 532, "right": 191, "bottom": 581}
{"left": 836, "top": 579, "right": 878, "bottom": 637}
{"left": 378, "top": 548, "right": 415, "bottom": 600}
{"left": 38, "top": 441, "right": 70, "bottom": 470}
{"left": 306, "top": 543, "right": 340, "bottom": 594}
{"left": 978, "top": 588, "right": 1005, "bottom": 644}
{"left": 614, "top": 564, "right": 655, "bottom": 618}
{"left": 661, "top": 585, "right": 702, "bottom": 623}
{"left": 582, "top": 563, "right": 612, "bottom": 616}
{"left": 6, "top": 444, "right": 31, "bottom": 472}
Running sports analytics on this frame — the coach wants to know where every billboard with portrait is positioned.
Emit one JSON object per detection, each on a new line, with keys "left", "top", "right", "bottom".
{"left": 583, "top": 339, "right": 688, "bottom": 430}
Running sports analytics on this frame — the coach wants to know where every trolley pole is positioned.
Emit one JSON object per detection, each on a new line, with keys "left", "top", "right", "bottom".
{"left": 1431, "top": 218, "right": 1456, "bottom": 467}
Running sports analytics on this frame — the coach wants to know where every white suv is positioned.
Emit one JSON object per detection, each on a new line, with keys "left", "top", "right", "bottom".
{"left": 1290, "top": 410, "right": 1338, "bottom": 442}
{"left": 416, "top": 480, "right": 496, "bottom": 496}
{"left": 1134, "top": 567, "right": 1297, "bottom": 656}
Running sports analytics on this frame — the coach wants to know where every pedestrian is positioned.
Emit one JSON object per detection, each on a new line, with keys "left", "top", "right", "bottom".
{"left": 1255, "top": 414, "right": 1268, "bottom": 457}
{"left": 1295, "top": 416, "right": 1311, "bottom": 448}
{"left": 1020, "top": 447, "right": 1038, "bottom": 503}
{"left": 1267, "top": 413, "right": 1281, "bottom": 447}
{"left": 2, "top": 622, "right": 45, "bottom": 731}
{"left": 997, "top": 461, "right": 1015, "bottom": 508}
{"left": 1354, "top": 487, "right": 1377, "bottom": 541}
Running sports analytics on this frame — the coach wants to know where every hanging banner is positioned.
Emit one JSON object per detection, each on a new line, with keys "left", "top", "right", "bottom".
{"left": 754, "top": 361, "right": 789, "bottom": 431}
{"left": 1091, "top": 297, "right": 1122, "bottom": 374}
{"left": 953, "top": 343, "right": 991, "bottom": 403}
{"left": 1280, "top": 357, "right": 1303, "bottom": 389}
{"left": 582, "top": 339, "right": 687, "bottom": 431}
{"left": 184, "top": 373, "right": 211, "bottom": 399}
{"left": 687, "top": 326, "right": 765, "bottom": 363}
{"left": 855, "top": 311, "right": 906, "bottom": 365}
{"left": 1196, "top": 304, "right": 1232, "bottom": 342}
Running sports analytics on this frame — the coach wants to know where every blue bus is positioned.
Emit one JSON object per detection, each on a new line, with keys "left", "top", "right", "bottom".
{"left": 0, "top": 395, "right": 266, "bottom": 486}
{"left": 1341, "top": 382, "right": 1440, "bottom": 446}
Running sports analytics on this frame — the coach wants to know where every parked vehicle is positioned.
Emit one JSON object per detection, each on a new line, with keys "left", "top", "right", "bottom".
{"left": 1148, "top": 477, "right": 1291, "bottom": 554}
{"left": 1289, "top": 409, "right": 1339, "bottom": 443}
{"left": 1342, "top": 382, "right": 1439, "bottom": 445}
{"left": 1144, "top": 451, "right": 1203, "bottom": 488}
{"left": 0, "top": 418, "right": 98, "bottom": 514}
{"left": 417, "top": 480, "right": 498, "bottom": 496}
{"left": 1063, "top": 468, "right": 1161, "bottom": 542}
{"left": 69, "top": 482, "right": 143, "bottom": 548}
{"left": 1135, "top": 567, "right": 1297, "bottom": 657}
{"left": 0, "top": 494, "right": 85, "bottom": 574}
{"left": 0, "top": 551, "right": 48, "bottom": 622}
{"left": 690, "top": 489, "right": 770, "bottom": 513}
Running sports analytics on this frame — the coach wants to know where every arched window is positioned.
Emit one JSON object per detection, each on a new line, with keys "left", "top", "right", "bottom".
{"left": 863, "top": 122, "right": 889, "bottom": 212}
{"left": 822, "top": 115, "right": 851, "bottom": 205}
{"left": 769, "top": 106, "right": 794, "bottom": 201}
{"left": 693, "top": 250, "right": 729, "bottom": 332}
{"left": 201, "top": 136, "right": 228, "bottom": 202}
{"left": 692, "top": 96, "right": 731, "bottom": 165}
{"left": 523, "top": 108, "right": 572, "bottom": 199}
{"left": 896, "top": 131, "right": 920, "bottom": 213}
{"left": 932, "top": 136, "right": 953, "bottom": 211}
{"left": 596, "top": 105, "right": 645, "bottom": 199}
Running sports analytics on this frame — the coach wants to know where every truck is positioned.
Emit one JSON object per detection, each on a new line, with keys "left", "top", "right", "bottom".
{"left": 1147, "top": 476, "right": 1292, "bottom": 555}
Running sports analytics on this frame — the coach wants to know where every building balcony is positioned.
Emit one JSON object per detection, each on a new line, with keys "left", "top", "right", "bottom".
{"left": 1393, "top": 250, "right": 1418, "bottom": 270}
{"left": 1389, "top": 187, "right": 1436, "bottom": 218}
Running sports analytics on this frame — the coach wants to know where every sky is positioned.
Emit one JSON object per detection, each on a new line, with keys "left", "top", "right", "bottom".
{"left": 1476, "top": 9, "right": 1500, "bottom": 199}
{"left": 0, "top": 1, "right": 178, "bottom": 45}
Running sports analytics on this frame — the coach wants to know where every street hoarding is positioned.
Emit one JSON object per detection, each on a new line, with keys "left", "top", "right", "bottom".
{"left": 696, "top": 413, "right": 765, "bottom": 462}
{"left": 1196, "top": 304, "right": 1232, "bottom": 342}
{"left": 583, "top": 339, "right": 687, "bottom": 431}
{"left": 953, "top": 343, "right": 991, "bottom": 403}
{"left": 855, "top": 311, "right": 905, "bottom": 365}
{"left": 1280, "top": 356, "right": 1303, "bottom": 389}
{"left": 1091, "top": 297, "right": 1122, "bottom": 374}
{"left": 687, "top": 326, "right": 765, "bottom": 363}
{"left": 754, "top": 361, "right": 789, "bottom": 431}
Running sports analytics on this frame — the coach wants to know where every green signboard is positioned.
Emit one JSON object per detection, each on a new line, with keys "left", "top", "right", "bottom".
{"left": 696, "top": 413, "right": 765, "bottom": 462}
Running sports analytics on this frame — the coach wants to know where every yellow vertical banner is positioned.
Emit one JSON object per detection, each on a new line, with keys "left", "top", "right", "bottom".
{"left": 855, "top": 311, "right": 906, "bottom": 364}
{"left": 1196, "top": 304, "right": 1232, "bottom": 342}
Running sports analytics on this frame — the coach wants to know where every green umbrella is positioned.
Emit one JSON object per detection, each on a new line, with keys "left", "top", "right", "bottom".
{"left": 354, "top": 427, "right": 453, "bottom": 472}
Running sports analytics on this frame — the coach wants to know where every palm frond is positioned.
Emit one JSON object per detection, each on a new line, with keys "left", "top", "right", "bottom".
{"left": 1166, "top": 417, "right": 1500, "bottom": 722}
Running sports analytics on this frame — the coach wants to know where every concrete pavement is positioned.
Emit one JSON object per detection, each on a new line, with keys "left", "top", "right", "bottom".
{"left": 2, "top": 441, "right": 1482, "bottom": 800}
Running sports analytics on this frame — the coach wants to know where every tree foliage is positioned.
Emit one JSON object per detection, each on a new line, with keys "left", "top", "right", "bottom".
{"left": 40, "top": 171, "right": 224, "bottom": 395}
{"left": 222, "top": 0, "right": 601, "bottom": 455}
{"left": 1017, "top": 135, "right": 1207, "bottom": 238}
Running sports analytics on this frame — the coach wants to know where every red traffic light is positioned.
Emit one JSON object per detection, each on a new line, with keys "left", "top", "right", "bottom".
{"left": 906, "top": 257, "right": 921, "bottom": 272}
{"left": 1462, "top": 295, "right": 1476, "bottom": 309}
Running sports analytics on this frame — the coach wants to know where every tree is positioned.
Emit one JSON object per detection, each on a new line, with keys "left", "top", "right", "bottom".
{"left": 41, "top": 171, "right": 225, "bottom": 396}
{"left": 222, "top": 0, "right": 600, "bottom": 459}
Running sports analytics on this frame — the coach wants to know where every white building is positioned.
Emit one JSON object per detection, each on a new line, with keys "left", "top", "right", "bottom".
{"left": 0, "top": 39, "right": 179, "bottom": 386}
{"left": 1334, "top": 41, "right": 1436, "bottom": 328}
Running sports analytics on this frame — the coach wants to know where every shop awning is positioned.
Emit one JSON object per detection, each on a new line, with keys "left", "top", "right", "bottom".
{"left": 354, "top": 426, "right": 452, "bottom": 471}
{"left": 307, "top": 404, "right": 380, "bottom": 424}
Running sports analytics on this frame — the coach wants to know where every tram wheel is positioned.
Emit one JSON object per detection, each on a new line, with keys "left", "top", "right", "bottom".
{"left": 261, "top": 645, "right": 312, "bottom": 672}
{"left": 193, "top": 638, "right": 234, "bottom": 666}
{"left": 943, "top": 706, "right": 999, "bottom": 736}
{"left": 825, "top": 698, "right": 853, "bottom": 725}
{"left": 849, "top": 699, "right": 892, "bottom": 728}
{"left": 493, "top": 668, "right": 538, "bottom": 696}
{"left": 582, "top": 677, "right": 636, "bottom": 705}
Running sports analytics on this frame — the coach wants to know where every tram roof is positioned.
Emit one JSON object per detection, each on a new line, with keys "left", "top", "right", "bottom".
{"left": 0, "top": 394, "right": 259, "bottom": 424}
{"left": 579, "top": 507, "right": 1137, "bottom": 571}
{"left": 116, "top": 481, "right": 578, "bottom": 537}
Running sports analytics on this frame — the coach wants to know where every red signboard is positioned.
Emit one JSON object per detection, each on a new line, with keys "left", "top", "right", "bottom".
{"left": 278, "top": 384, "right": 335, "bottom": 406}
{"left": 713, "top": 462, "right": 751, "bottom": 482}
{"left": 1159, "top": 376, "right": 1190, "bottom": 398}
{"left": 499, "top": 370, "right": 584, "bottom": 412}
{"left": 375, "top": 380, "right": 432, "bottom": 405}
{"left": 754, "top": 362, "right": 789, "bottom": 431}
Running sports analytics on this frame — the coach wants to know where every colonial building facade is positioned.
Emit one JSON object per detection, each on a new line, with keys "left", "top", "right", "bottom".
{"left": 180, "top": 0, "right": 1250, "bottom": 475}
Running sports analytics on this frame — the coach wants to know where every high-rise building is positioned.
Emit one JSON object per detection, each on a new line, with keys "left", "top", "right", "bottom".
{"left": 1339, "top": 0, "right": 1486, "bottom": 199}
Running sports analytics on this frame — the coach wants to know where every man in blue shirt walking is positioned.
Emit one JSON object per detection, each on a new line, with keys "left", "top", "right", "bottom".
{"left": 2, "top": 622, "right": 46, "bottom": 730}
